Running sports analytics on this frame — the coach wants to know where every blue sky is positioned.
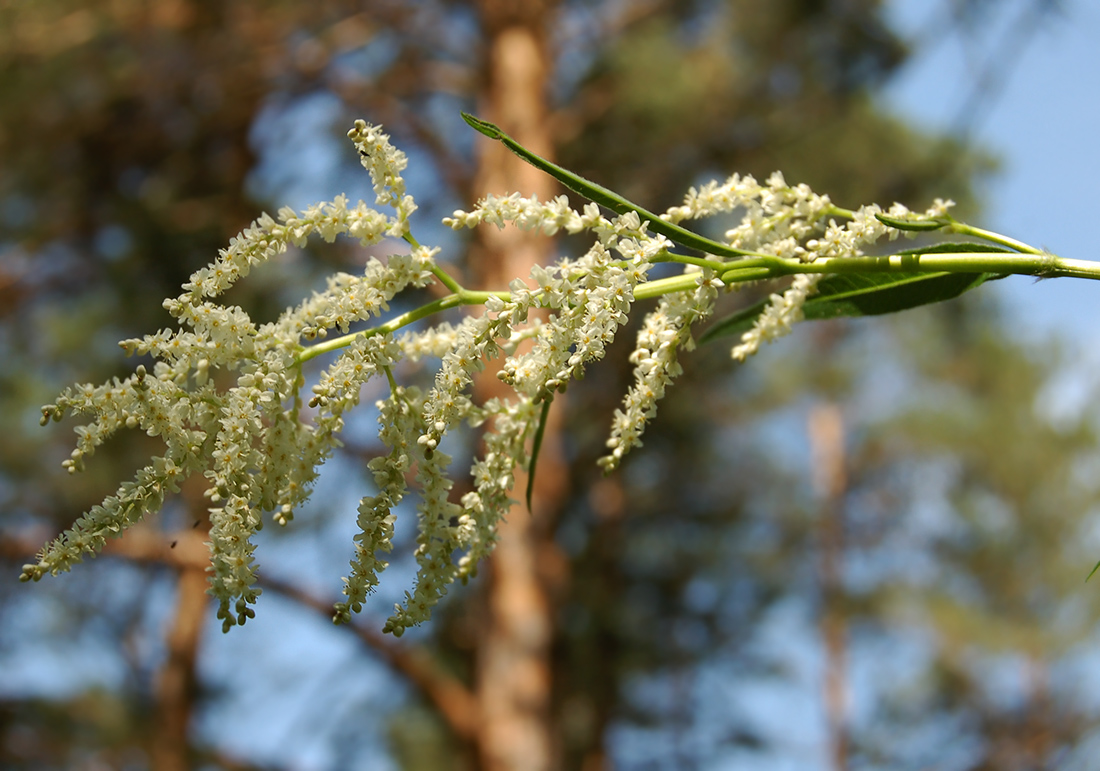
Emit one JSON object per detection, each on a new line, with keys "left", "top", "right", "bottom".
{"left": 883, "top": 0, "right": 1100, "bottom": 352}
{"left": 706, "top": 5, "right": 1100, "bottom": 766}
{"left": 6, "top": 5, "right": 1098, "bottom": 768}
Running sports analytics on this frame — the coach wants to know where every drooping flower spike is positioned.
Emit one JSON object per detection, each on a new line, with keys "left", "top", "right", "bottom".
{"left": 26, "top": 115, "right": 1091, "bottom": 633}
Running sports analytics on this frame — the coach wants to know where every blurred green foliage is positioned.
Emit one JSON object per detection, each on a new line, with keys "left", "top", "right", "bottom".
{"left": 1, "top": 1, "right": 1094, "bottom": 769}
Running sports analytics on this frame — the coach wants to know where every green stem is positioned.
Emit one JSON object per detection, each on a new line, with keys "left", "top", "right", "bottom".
{"left": 298, "top": 289, "right": 510, "bottom": 364}
{"left": 632, "top": 273, "right": 703, "bottom": 301}
{"left": 432, "top": 268, "right": 464, "bottom": 295}
{"left": 300, "top": 117, "right": 1100, "bottom": 365}
{"left": 298, "top": 247, "right": 1100, "bottom": 365}
{"left": 405, "top": 231, "right": 466, "bottom": 294}
{"left": 765, "top": 251, "right": 1094, "bottom": 279}
{"left": 825, "top": 205, "right": 856, "bottom": 219}
{"left": 650, "top": 251, "right": 731, "bottom": 272}
{"left": 946, "top": 222, "right": 1040, "bottom": 254}
{"left": 382, "top": 364, "right": 400, "bottom": 394}
{"left": 461, "top": 112, "right": 774, "bottom": 261}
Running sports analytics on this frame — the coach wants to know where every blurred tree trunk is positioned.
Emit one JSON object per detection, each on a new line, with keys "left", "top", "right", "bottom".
{"left": 150, "top": 546, "right": 206, "bottom": 771}
{"left": 470, "top": 2, "right": 568, "bottom": 769}
{"left": 150, "top": 502, "right": 210, "bottom": 771}
{"left": 809, "top": 403, "right": 848, "bottom": 771}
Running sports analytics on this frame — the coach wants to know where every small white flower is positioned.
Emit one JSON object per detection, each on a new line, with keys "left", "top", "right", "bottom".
{"left": 599, "top": 271, "right": 718, "bottom": 472}
{"left": 731, "top": 273, "right": 822, "bottom": 361}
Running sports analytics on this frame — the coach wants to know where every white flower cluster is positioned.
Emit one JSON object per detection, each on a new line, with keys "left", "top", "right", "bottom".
{"left": 600, "top": 267, "right": 722, "bottom": 471}
{"left": 443, "top": 192, "right": 602, "bottom": 236}
{"left": 662, "top": 171, "right": 954, "bottom": 360}
{"left": 25, "top": 118, "right": 948, "bottom": 634}
{"left": 664, "top": 171, "right": 832, "bottom": 259}
{"left": 27, "top": 122, "right": 435, "bottom": 632}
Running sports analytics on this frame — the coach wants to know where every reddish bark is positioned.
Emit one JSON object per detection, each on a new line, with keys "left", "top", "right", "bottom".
{"left": 809, "top": 404, "right": 849, "bottom": 771}
{"left": 469, "top": 2, "right": 568, "bottom": 768}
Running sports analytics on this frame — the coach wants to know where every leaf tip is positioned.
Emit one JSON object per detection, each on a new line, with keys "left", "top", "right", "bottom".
{"left": 875, "top": 213, "right": 949, "bottom": 232}
{"left": 461, "top": 112, "right": 502, "bottom": 140}
{"left": 525, "top": 398, "right": 553, "bottom": 514}
{"left": 1086, "top": 559, "right": 1100, "bottom": 583}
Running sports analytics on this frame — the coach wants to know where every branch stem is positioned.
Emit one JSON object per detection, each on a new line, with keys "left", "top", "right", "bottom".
{"left": 298, "top": 248, "right": 1100, "bottom": 362}
{"left": 763, "top": 251, "right": 1095, "bottom": 279}
{"left": 297, "top": 289, "right": 511, "bottom": 364}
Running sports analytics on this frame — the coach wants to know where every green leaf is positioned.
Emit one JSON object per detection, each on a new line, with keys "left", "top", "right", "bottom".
{"left": 1086, "top": 559, "right": 1100, "bottom": 583}
{"left": 894, "top": 242, "right": 1013, "bottom": 257}
{"left": 701, "top": 243, "right": 1010, "bottom": 344}
{"left": 526, "top": 397, "right": 552, "bottom": 512}
{"left": 875, "top": 212, "right": 952, "bottom": 231}
{"left": 461, "top": 112, "right": 757, "bottom": 260}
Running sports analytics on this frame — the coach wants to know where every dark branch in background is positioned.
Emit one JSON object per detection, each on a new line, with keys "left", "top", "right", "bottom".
{"left": 901, "top": 0, "right": 1066, "bottom": 146}
{"left": 0, "top": 529, "right": 480, "bottom": 744}
{"left": 951, "top": 0, "right": 1065, "bottom": 144}
{"left": 257, "top": 572, "right": 481, "bottom": 742}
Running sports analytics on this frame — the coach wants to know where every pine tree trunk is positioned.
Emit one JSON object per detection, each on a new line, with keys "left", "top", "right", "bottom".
{"left": 810, "top": 404, "right": 849, "bottom": 771}
{"left": 150, "top": 512, "right": 210, "bottom": 771}
{"left": 470, "top": 3, "right": 567, "bottom": 769}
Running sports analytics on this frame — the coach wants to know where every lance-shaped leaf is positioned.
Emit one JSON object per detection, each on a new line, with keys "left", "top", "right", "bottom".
{"left": 1087, "top": 559, "right": 1100, "bottom": 583}
{"left": 875, "top": 212, "right": 953, "bottom": 232}
{"left": 462, "top": 112, "right": 758, "bottom": 260}
{"left": 526, "top": 397, "right": 553, "bottom": 512}
{"left": 700, "top": 243, "right": 1011, "bottom": 344}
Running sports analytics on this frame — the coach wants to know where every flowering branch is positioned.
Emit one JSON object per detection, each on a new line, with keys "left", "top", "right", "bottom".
{"left": 21, "top": 115, "right": 1100, "bottom": 635}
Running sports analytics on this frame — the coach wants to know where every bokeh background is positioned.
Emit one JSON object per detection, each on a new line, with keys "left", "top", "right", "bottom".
{"left": 3, "top": 1, "right": 1100, "bottom": 769}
